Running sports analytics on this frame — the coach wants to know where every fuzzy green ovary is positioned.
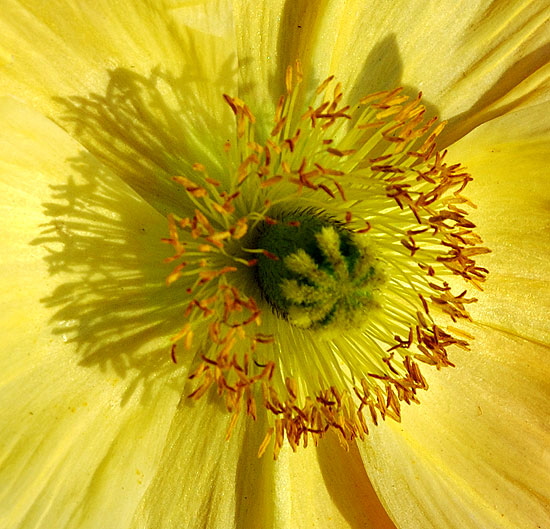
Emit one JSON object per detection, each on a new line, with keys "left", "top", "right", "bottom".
{"left": 255, "top": 213, "right": 384, "bottom": 330}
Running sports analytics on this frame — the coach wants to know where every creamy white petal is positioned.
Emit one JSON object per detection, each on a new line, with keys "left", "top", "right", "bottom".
{"left": 0, "top": 99, "right": 190, "bottom": 528}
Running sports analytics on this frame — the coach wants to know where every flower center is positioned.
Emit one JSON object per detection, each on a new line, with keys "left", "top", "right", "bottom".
{"left": 162, "top": 62, "right": 489, "bottom": 458}
{"left": 253, "top": 211, "right": 383, "bottom": 330}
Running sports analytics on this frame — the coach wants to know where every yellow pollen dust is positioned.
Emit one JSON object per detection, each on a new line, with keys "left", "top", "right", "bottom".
{"left": 162, "top": 62, "right": 489, "bottom": 458}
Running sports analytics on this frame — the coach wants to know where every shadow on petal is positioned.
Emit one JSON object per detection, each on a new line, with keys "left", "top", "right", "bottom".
{"left": 31, "top": 151, "right": 190, "bottom": 404}
{"left": 31, "top": 56, "right": 240, "bottom": 404}
{"left": 440, "top": 42, "right": 550, "bottom": 149}
{"left": 53, "top": 61, "right": 237, "bottom": 217}
{"left": 349, "top": 34, "right": 440, "bottom": 125}
{"left": 317, "top": 435, "right": 397, "bottom": 529}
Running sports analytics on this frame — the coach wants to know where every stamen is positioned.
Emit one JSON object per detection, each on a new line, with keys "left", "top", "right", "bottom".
{"left": 163, "top": 63, "right": 489, "bottom": 457}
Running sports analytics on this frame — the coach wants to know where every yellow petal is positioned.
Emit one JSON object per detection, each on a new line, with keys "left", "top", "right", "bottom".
{"left": 130, "top": 395, "right": 282, "bottom": 529}
{"left": 358, "top": 327, "right": 550, "bottom": 529}
{"left": 357, "top": 102, "right": 550, "bottom": 529}
{"left": 285, "top": 434, "right": 397, "bottom": 529}
{"left": 234, "top": 1, "right": 549, "bottom": 142}
{"left": 132, "top": 397, "right": 398, "bottom": 529}
{"left": 233, "top": 1, "right": 328, "bottom": 132}
{"left": 0, "top": 0, "right": 237, "bottom": 214}
{"left": 449, "top": 101, "right": 550, "bottom": 343}
{"left": 0, "top": 0, "right": 235, "bottom": 113}
{"left": 0, "top": 99, "right": 190, "bottom": 527}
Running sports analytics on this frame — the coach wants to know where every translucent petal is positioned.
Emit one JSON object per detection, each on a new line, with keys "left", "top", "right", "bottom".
{"left": 0, "top": 0, "right": 238, "bottom": 214}
{"left": 286, "top": 434, "right": 397, "bottom": 529}
{"left": 133, "top": 398, "right": 398, "bottom": 529}
{"left": 358, "top": 328, "right": 550, "bottom": 529}
{"left": 130, "top": 395, "right": 280, "bottom": 529}
{"left": 449, "top": 101, "right": 550, "bottom": 343}
{"left": 234, "top": 0, "right": 549, "bottom": 144}
{"left": 233, "top": 0, "right": 327, "bottom": 134}
{"left": 0, "top": 99, "right": 190, "bottom": 528}
{"left": 357, "top": 103, "right": 550, "bottom": 529}
{"left": 0, "top": 0, "right": 236, "bottom": 113}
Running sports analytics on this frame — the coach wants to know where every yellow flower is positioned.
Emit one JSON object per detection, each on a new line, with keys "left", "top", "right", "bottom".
{"left": 1, "top": 1, "right": 549, "bottom": 529}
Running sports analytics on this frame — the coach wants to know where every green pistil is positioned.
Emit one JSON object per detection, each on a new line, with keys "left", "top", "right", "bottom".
{"left": 254, "top": 212, "right": 384, "bottom": 330}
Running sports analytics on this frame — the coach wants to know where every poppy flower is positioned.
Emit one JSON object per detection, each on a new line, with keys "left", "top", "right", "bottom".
{"left": 1, "top": 1, "right": 548, "bottom": 528}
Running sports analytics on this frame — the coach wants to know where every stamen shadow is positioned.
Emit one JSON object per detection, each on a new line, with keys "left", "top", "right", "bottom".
{"left": 53, "top": 61, "right": 237, "bottom": 218}
{"left": 31, "top": 151, "right": 190, "bottom": 404}
{"left": 35, "top": 46, "right": 238, "bottom": 403}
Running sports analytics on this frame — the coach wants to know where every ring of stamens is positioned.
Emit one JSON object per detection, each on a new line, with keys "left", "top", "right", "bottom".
{"left": 163, "top": 61, "right": 489, "bottom": 458}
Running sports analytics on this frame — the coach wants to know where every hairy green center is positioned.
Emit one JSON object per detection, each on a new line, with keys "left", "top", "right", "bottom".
{"left": 254, "top": 211, "right": 384, "bottom": 330}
